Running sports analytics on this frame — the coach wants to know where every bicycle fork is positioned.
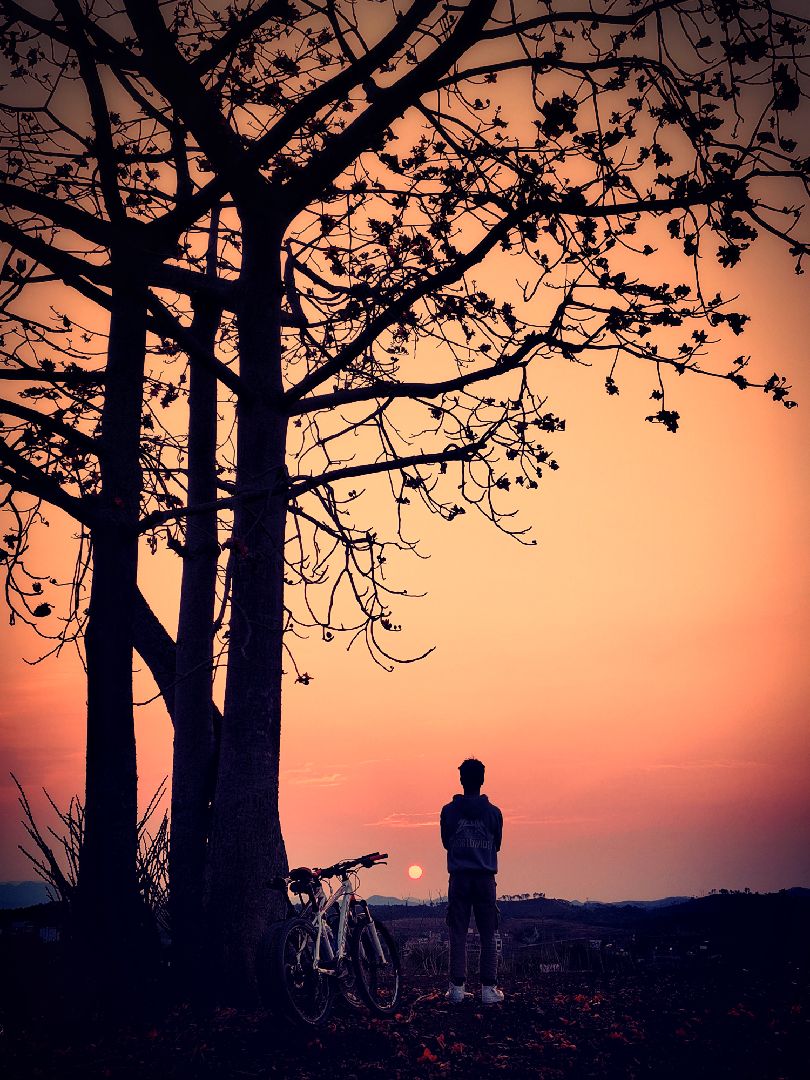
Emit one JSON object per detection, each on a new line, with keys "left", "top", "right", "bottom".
{"left": 313, "top": 895, "right": 349, "bottom": 973}
{"left": 356, "top": 900, "right": 388, "bottom": 964}
{"left": 313, "top": 923, "right": 336, "bottom": 972}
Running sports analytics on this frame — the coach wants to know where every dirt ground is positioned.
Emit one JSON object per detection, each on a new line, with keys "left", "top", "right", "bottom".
{"left": 3, "top": 963, "right": 808, "bottom": 1080}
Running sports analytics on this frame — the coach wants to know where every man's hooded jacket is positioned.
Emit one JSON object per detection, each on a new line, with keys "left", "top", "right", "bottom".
{"left": 440, "top": 794, "right": 503, "bottom": 874}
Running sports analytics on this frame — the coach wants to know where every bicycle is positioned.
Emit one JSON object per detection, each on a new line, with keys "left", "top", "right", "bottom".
{"left": 262, "top": 851, "right": 402, "bottom": 1027}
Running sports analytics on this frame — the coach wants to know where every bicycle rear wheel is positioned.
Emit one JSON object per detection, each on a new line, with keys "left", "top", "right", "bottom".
{"left": 269, "top": 917, "right": 335, "bottom": 1027}
{"left": 351, "top": 918, "right": 401, "bottom": 1015}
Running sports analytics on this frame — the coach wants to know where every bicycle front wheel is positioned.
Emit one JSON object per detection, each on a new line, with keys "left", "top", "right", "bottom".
{"left": 351, "top": 918, "right": 401, "bottom": 1015}
{"left": 323, "top": 915, "right": 365, "bottom": 1013}
{"left": 270, "top": 917, "right": 335, "bottom": 1027}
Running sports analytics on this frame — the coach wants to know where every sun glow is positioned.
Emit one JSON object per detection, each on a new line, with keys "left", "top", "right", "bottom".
{"left": 408, "top": 864, "right": 424, "bottom": 880}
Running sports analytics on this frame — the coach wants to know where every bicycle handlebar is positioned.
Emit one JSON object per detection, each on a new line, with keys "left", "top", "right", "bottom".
{"left": 268, "top": 851, "right": 388, "bottom": 890}
{"left": 316, "top": 851, "right": 388, "bottom": 878}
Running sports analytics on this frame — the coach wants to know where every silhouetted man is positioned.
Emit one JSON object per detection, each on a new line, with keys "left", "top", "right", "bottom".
{"left": 440, "top": 757, "right": 504, "bottom": 1005}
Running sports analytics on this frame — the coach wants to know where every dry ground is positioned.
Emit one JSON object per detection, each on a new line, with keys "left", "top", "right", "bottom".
{"left": 3, "top": 964, "right": 808, "bottom": 1080}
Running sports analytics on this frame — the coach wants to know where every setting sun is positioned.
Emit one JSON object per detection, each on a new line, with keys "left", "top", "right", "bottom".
{"left": 407, "top": 865, "right": 424, "bottom": 881}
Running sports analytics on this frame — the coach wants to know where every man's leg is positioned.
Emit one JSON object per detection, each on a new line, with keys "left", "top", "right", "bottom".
{"left": 472, "top": 874, "right": 499, "bottom": 987}
{"left": 446, "top": 873, "right": 472, "bottom": 987}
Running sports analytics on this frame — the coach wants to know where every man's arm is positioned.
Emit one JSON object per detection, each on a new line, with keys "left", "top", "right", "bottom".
{"left": 493, "top": 808, "right": 503, "bottom": 852}
{"left": 440, "top": 805, "right": 451, "bottom": 850}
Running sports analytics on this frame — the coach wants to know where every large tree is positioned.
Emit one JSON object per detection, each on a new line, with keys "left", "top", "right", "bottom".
{"left": 0, "top": 0, "right": 235, "bottom": 988}
{"left": 1, "top": 0, "right": 807, "bottom": 999}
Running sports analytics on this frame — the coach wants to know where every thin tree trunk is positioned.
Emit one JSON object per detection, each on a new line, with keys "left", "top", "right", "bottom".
{"left": 170, "top": 288, "right": 222, "bottom": 992}
{"left": 78, "top": 268, "right": 148, "bottom": 994}
{"left": 131, "top": 586, "right": 224, "bottom": 746}
{"left": 206, "top": 217, "right": 289, "bottom": 1001}
{"left": 132, "top": 588, "right": 180, "bottom": 719}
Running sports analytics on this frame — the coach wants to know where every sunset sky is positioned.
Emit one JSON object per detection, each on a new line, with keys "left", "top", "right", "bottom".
{"left": 1, "top": 231, "right": 807, "bottom": 902}
{"left": 1, "top": 1, "right": 809, "bottom": 907}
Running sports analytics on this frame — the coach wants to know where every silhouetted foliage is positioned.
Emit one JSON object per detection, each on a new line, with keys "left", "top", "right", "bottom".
{"left": 12, "top": 774, "right": 170, "bottom": 934}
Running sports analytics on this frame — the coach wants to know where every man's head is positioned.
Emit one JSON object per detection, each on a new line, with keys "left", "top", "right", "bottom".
{"left": 459, "top": 757, "right": 485, "bottom": 794}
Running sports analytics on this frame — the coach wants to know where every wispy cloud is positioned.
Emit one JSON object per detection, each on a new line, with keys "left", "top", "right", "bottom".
{"left": 282, "top": 762, "right": 316, "bottom": 776}
{"left": 645, "top": 759, "right": 771, "bottom": 771}
{"left": 365, "top": 809, "right": 591, "bottom": 829}
{"left": 504, "top": 814, "right": 595, "bottom": 826}
{"left": 364, "top": 811, "right": 438, "bottom": 829}
{"left": 282, "top": 762, "right": 345, "bottom": 787}
{"left": 282, "top": 758, "right": 384, "bottom": 784}
{"left": 499, "top": 804, "right": 595, "bottom": 827}
{"left": 293, "top": 773, "right": 345, "bottom": 786}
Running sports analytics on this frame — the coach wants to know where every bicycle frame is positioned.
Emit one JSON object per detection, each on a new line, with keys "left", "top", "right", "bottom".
{"left": 268, "top": 853, "right": 401, "bottom": 1026}
{"left": 310, "top": 870, "right": 387, "bottom": 973}
{"left": 270, "top": 852, "right": 391, "bottom": 980}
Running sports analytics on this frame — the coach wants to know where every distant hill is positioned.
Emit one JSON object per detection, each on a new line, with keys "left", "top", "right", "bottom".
{"left": 571, "top": 896, "right": 693, "bottom": 910}
{"left": 372, "top": 889, "right": 810, "bottom": 913}
{"left": 366, "top": 894, "right": 424, "bottom": 907}
{"left": 646, "top": 890, "right": 810, "bottom": 963}
{"left": 372, "top": 889, "right": 810, "bottom": 965}
{"left": 369, "top": 894, "right": 694, "bottom": 915}
{"left": 0, "top": 882, "right": 50, "bottom": 910}
{"left": 373, "top": 895, "right": 601, "bottom": 924}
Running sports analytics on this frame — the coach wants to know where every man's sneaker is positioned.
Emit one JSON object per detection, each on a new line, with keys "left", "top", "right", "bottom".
{"left": 445, "top": 983, "right": 466, "bottom": 1004}
{"left": 481, "top": 985, "right": 505, "bottom": 1006}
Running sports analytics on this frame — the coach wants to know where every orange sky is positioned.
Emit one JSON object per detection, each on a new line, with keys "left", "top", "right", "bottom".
{"left": 1, "top": 227, "right": 807, "bottom": 901}
{"left": 1, "top": 1, "right": 808, "bottom": 900}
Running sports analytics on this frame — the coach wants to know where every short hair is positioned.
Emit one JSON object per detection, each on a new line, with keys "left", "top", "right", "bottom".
{"left": 459, "top": 758, "right": 485, "bottom": 789}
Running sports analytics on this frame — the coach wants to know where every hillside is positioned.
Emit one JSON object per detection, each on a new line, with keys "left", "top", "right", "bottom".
{"left": 0, "top": 882, "right": 50, "bottom": 910}
{"left": 372, "top": 889, "right": 810, "bottom": 962}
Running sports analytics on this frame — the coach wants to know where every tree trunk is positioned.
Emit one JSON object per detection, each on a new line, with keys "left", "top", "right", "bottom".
{"left": 170, "top": 294, "right": 222, "bottom": 993}
{"left": 132, "top": 588, "right": 180, "bottom": 719}
{"left": 206, "top": 217, "right": 289, "bottom": 1001}
{"left": 78, "top": 269, "right": 148, "bottom": 996}
{"left": 131, "top": 586, "right": 225, "bottom": 745}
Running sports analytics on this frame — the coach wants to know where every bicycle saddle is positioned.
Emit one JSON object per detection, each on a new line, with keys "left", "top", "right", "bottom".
{"left": 289, "top": 866, "right": 316, "bottom": 882}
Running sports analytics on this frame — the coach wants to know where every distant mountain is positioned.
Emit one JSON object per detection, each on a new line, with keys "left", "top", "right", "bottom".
{"left": 367, "top": 894, "right": 424, "bottom": 907}
{"left": 372, "top": 894, "right": 694, "bottom": 910}
{"left": 2, "top": 880, "right": 808, "bottom": 916}
{"left": 648, "top": 890, "right": 810, "bottom": 960}
{"left": 581, "top": 896, "right": 694, "bottom": 910}
{"left": 0, "top": 881, "right": 50, "bottom": 910}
